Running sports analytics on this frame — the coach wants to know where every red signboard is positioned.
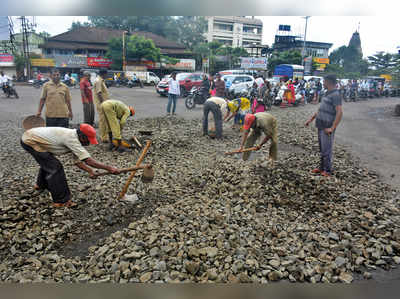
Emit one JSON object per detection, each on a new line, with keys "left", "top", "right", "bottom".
{"left": 87, "top": 57, "right": 112, "bottom": 67}
{"left": 0, "top": 53, "right": 13, "bottom": 63}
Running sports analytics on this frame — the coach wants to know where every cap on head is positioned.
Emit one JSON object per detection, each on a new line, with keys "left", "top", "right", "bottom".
{"left": 243, "top": 114, "right": 256, "bottom": 131}
{"left": 79, "top": 124, "right": 98, "bottom": 145}
{"left": 129, "top": 106, "right": 135, "bottom": 117}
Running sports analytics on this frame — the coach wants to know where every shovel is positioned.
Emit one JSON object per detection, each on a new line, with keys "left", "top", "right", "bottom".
{"left": 224, "top": 146, "right": 259, "bottom": 155}
{"left": 91, "top": 164, "right": 154, "bottom": 181}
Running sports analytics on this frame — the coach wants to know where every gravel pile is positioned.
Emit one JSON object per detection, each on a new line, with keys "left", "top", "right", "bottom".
{"left": 0, "top": 107, "right": 399, "bottom": 283}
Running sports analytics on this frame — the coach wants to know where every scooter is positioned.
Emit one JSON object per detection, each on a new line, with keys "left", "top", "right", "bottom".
{"left": 33, "top": 78, "right": 49, "bottom": 89}
{"left": 185, "top": 86, "right": 209, "bottom": 109}
{"left": 2, "top": 80, "right": 19, "bottom": 99}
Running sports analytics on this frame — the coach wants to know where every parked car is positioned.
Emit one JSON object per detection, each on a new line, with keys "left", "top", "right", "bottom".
{"left": 178, "top": 72, "right": 207, "bottom": 97}
{"left": 156, "top": 75, "right": 171, "bottom": 97}
{"left": 223, "top": 74, "right": 255, "bottom": 98}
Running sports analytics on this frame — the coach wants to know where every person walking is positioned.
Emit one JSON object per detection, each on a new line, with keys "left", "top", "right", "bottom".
{"left": 21, "top": 124, "right": 121, "bottom": 208}
{"left": 80, "top": 71, "right": 94, "bottom": 126}
{"left": 166, "top": 72, "right": 180, "bottom": 116}
{"left": 305, "top": 74, "right": 343, "bottom": 177}
{"left": 239, "top": 112, "right": 278, "bottom": 162}
{"left": 36, "top": 68, "right": 73, "bottom": 128}
{"left": 93, "top": 69, "right": 110, "bottom": 142}
{"left": 202, "top": 96, "right": 227, "bottom": 139}
{"left": 101, "top": 99, "right": 135, "bottom": 153}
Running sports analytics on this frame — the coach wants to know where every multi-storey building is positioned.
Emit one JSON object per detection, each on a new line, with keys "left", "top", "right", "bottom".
{"left": 205, "top": 16, "right": 263, "bottom": 49}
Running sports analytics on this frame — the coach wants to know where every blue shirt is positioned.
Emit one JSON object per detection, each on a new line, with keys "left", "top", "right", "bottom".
{"left": 316, "top": 89, "right": 342, "bottom": 129}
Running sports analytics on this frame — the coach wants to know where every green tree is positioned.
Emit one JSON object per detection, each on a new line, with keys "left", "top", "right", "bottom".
{"left": 38, "top": 31, "right": 51, "bottom": 39}
{"left": 106, "top": 35, "right": 177, "bottom": 70}
{"left": 69, "top": 21, "right": 91, "bottom": 31}
{"left": 88, "top": 16, "right": 179, "bottom": 40}
{"left": 267, "top": 50, "right": 302, "bottom": 72}
{"left": 175, "top": 17, "right": 207, "bottom": 50}
{"left": 368, "top": 51, "right": 397, "bottom": 72}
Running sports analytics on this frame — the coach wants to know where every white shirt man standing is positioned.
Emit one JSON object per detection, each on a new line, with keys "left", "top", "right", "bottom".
{"left": 166, "top": 72, "right": 180, "bottom": 116}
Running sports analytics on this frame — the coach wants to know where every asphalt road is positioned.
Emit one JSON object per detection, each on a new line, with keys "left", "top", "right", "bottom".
{"left": 0, "top": 85, "right": 400, "bottom": 282}
{"left": 1, "top": 85, "right": 399, "bottom": 191}
{"left": 1, "top": 85, "right": 399, "bottom": 189}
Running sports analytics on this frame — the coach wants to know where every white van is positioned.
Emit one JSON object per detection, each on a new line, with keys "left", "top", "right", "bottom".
{"left": 125, "top": 71, "right": 160, "bottom": 85}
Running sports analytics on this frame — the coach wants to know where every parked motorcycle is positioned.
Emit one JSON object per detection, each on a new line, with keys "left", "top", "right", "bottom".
{"left": 2, "top": 80, "right": 19, "bottom": 99}
{"left": 185, "top": 86, "right": 208, "bottom": 109}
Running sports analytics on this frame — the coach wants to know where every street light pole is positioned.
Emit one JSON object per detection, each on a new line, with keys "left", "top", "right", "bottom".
{"left": 122, "top": 31, "right": 127, "bottom": 71}
{"left": 302, "top": 16, "right": 310, "bottom": 66}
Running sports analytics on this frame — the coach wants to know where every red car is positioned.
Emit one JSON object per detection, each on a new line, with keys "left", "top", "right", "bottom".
{"left": 156, "top": 72, "right": 209, "bottom": 97}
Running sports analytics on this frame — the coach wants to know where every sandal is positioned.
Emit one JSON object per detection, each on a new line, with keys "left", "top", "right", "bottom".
{"left": 311, "top": 168, "right": 321, "bottom": 174}
{"left": 53, "top": 200, "right": 77, "bottom": 208}
{"left": 321, "top": 171, "right": 331, "bottom": 177}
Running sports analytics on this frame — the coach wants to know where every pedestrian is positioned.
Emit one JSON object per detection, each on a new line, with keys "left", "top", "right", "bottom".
{"left": 101, "top": 99, "right": 135, "bottom": 153}
{"left": 93, "top": 68, "right": 110, "bottom": 142}
{"left": 214, "top": 73, "right": 226, "bottom": 98}
{"left": 166, "top": 71, "right": 180, "bottom": 116}
{"left": 305, "top": 74, "right": 343, "bottom": 177}
{"left": 209, "top": 75, "right": 216, "bottom": 96}
{"left": 202, "top": 96, "right": 227, "bottom": 139}
{"left": 224, "top": 96, "right": 251, "bottom": 129}
{"left": 36, "top": 68, "right": 73, "bottom": 128}
{"left": 200, "top": 73, "right": 210, "bottom": 99}
{"left": 240, "top": 112, "right": 278, "bottom": 163}
{"left": 80, "top": 71, "right": 95, "bottom": 126}
{"left": 21, "top": 123, "right": 121, "bottom": 208}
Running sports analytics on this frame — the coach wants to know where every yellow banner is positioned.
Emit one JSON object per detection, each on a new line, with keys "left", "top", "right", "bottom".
{"left": 313, "top": 57, "right": 330, "bottom": 64}
{"left": 30, "top": 59, "right": 55, "bottom": 67}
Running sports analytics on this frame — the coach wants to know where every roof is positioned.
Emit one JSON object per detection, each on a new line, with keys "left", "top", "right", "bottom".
{"left": 212, "top": 16, "right": 263, "bottom": 26}
{"left": 42, "top": 27, "right": 187, "bottom": 50}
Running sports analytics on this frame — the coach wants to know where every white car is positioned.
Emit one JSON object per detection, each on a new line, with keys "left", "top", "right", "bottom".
{"left": 224, "top": 74, "right": 255, "bottom": 95}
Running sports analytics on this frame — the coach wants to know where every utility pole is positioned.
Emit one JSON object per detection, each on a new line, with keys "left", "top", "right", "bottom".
{"left": 302, "top": 16, "right": 310, "bottom": 66}
{"left": 122, "top": 31, "right": 127, "bottom": 71}
{"left": 18, "top": 16, "right": 35, "bottom": 81}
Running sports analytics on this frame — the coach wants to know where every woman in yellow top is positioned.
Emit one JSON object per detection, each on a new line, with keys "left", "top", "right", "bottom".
{"left": 224, "top": 96, "right": 251, "bottom": 128}
{"left": 101, "top": 99, "right": 135, "bottom": 153}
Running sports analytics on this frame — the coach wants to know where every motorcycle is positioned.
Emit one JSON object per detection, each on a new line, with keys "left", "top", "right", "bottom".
{"left": 127, "top": 78, "right": 144, "bottom": 88}
{"left": 62, "top": 78, "right": 79, "bottom": 89}
{"left": 2, "top": 80, "right": 19, "bottom": 99}
{"left": 349, "top": 87, "right": 357, "bottom": 102}
{"left": 33, "top": 78, "right": 49, "bottom": 89}
{"left": 185, "top": 86, "right": 208, "bottom": 109}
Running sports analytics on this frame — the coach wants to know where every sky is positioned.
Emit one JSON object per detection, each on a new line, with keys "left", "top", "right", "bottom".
{"left": 10, "top": 16, "right": 400, "bottom": 58}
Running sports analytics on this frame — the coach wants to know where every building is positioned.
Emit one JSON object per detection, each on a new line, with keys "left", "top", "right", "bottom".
{"left": 348, "top": 31, "right": 363, "bottom": 57}
{"left": 13, "top": 32, "right": 45, "bottom": 56}
{"left": 205, "top": 16, "right": 263, "bottom": 49}
{"left": 36, "top": 27, "right": 192, "bottom": 75}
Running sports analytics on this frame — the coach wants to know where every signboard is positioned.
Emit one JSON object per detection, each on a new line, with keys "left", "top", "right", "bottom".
{"left": 0, "top": 53, "right": 14, "bottom": 66}
{"left": 53, "top": 55, "right": 87, "bottom": 68}
{"left": 30, "top": 58, "right": 55, "bottom": 67}
{"left": 129, "top": 58, "right": 195, "bottom": 71}
{"left": 278, "top": 25, "right": 291, "bottom": 31}
{"left": 165, "top": 59, "right": 195, "bottom": 71}
{"left": 240, "top": 57, "right": 267, "bottom": 69}
{"left": 87, "top": 57, "right": 113, "bottom": 68}
{"left": 313, "top": 57, "right": 329, "bottom": 64}
{"left": 304, "top": 56, "right": 313, "bottom": 75}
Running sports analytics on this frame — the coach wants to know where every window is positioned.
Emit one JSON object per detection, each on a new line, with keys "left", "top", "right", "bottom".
{"left": 244, "top": 76, "right": 253, "bottom": 82}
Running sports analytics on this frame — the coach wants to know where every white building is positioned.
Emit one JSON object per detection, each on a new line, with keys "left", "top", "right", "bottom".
{"left": 205, "top": 16, "right": 263, "bottom": 49}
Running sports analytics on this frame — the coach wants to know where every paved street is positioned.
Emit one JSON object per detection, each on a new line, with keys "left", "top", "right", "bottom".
{"left": 0, "top": 85, "right": 203, "bottom": 129}
{"left": 1, "top": 85, "right": 399, "bottom": 190}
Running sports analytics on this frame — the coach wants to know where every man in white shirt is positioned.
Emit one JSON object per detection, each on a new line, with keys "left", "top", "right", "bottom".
{"left": 21, "top": 123, "right": 120, "bottom": 208}
{"left": 203, "top": 96, "right": 227, "bottom": 139}
{"left": 167, "top": 72, "right": 180, "bottom": 115}
{"left": 0, "top": 71, "right": 11, "bottom": 92}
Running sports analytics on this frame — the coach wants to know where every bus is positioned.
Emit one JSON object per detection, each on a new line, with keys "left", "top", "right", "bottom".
{"left": 273, "top": 64, "right": 304, "bottom": 80}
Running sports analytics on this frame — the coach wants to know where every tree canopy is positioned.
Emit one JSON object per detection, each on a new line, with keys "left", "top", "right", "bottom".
{"left": 267, "top": 50, "right": 302, "bottom": 72}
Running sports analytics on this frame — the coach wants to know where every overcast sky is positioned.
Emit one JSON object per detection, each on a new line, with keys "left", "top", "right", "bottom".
{"left": 11, "top": 16, "right": 400, "bottom": 58}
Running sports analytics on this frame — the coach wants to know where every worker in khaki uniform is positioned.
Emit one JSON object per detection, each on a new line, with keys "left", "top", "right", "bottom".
{"left": 36, "top": 68, "right": 73, "bottom": 128}
{"left": 93, "top": 69, "right": 110, "bottom": 142}
{"left": 240, "top": 112, "right": 278, "bottom": 162}
{"left": 101, "top": 99, "right": 135, "bottom": 153}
